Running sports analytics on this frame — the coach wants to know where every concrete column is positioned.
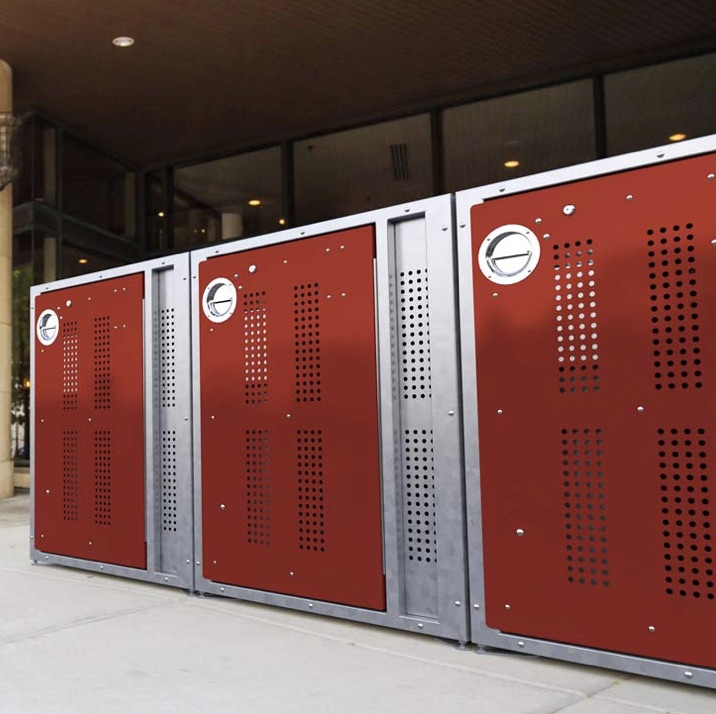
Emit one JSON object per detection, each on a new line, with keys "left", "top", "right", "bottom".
{"left": 0, "top": 59, "right": 13, "bottom": 498}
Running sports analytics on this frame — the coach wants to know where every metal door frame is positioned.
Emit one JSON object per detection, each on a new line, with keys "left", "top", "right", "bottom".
{"left": 30, "top": 254, "right": 194, "bottom": 589}
{"left": 191, "top": 196, "right": 469, "bottom": 641}
{"left": 457, "top": 134, "right": 716, "bottom": 687}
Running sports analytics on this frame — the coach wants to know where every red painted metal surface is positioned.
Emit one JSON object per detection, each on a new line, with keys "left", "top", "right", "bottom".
{"left": 471, "top": 153, "right": 716, "bottom": 668}
{"left": 34, "top": 274, "right": 146, "bottom": 568}
{"left": 200, "top": 226, "right": 386, "bottom": 610}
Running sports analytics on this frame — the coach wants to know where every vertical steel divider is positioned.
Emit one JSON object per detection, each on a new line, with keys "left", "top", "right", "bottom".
{"left": 374, "top": 216, "right": 402, "bottom": 616}
{"left": 424, "top": 196, "right": 469, "bottom": 641}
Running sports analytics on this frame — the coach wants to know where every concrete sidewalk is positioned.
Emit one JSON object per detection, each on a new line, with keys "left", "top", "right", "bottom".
{"left": 1, "top": 493, "right": 713, "bottom": 714}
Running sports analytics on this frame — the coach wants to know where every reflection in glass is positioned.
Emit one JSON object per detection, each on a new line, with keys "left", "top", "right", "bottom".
{"left": 606, "top": 53, "right": 716, "bottom": 155}
{"left": 444, "top": 81, "right": 596, "bottom": 192}
{"left": 294, "top": 115, "right": 432, "bottom": 225}
{"left": 175, "top": 147, "right": 282, "bottom": 241}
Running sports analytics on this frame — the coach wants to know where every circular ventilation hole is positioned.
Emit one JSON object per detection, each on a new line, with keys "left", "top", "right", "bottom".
{"left": 478, "top": 224, "right": 541, "bottom": 285}
{"left": 37, "top": 309, "right": 60, "bottom": 346}
{"left": 202, "top": 278, "right": 237, "bottom": 323}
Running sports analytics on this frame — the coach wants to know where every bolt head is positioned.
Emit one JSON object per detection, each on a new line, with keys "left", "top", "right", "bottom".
{"left": 516, "top": 528, "right": 525, "bottom": 536}
{"left": 248, "top": 265, "right": 257, "bottom": 273}
{"left": 563, "top": 204, "right": 576, "bottom": 216}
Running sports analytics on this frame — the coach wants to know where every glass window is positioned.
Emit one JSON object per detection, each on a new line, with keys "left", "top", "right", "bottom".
{"left": 145, "top": 174, "right": 167, "bottom": 253}
{"left": 444, "top": 81, "right": 596, "bottom": 192}
{"left": 62, "top": 134, "right": 133, "bottom": 237}
{"left": 175, "top": 147, "right": 282, "bottom": 241}
{"left": 294, "top": 115, "right": 432, "bottom": 225}
{"left": 173, "top": 190, "right": 221, "bottom": 250}
{"left": 606, "top": 53, "right": 716, "bottom": 156}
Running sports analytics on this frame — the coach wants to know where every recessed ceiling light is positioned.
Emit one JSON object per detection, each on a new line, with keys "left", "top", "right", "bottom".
{"left": 278, "top": 218, "right": 286, "bottom": 226}
{"left": 669, "top": 133, "right": 687, "bottom": 142}
{"left": 157, "top": 211, "right": 165, "bottom": 218}
{"left": 248, "top": 199, "right": 261, "bottom": 207}
{"left": 78, "top": 258, "right": 89, "bottom": 265}
{"left": 504, "top": 160, "right": 520, "bottom": 169}
{"left": 112, "top": 36, "right": 135, "bottom": 48}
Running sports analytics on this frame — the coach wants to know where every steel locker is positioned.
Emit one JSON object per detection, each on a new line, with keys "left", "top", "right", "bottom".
{"left": 31, "top": 255, "right": 194, "bottom": 589}
{"left": 457, "top": 135, "right": 716, "bottom": 687}
{"left": 192, "top": 197, "right": 468, "bottom": 640}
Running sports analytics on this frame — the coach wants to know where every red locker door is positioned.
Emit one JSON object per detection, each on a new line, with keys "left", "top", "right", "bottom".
{"left": 471, "top": 152, "right": 716, "bottom": 669}
{"left": 199, "top": 226, "right": 385, "bottom": 610}
{"left": 34, "top": 274, "right": 146, "bottom": 568}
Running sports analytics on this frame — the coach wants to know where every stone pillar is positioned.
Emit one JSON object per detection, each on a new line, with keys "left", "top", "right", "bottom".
{"left": 0, "top": 60, "right": 13, "bottom": 498}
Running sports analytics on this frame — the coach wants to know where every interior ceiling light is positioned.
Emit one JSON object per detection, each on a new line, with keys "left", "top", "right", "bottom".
{"left": 112, "top": 36, "right": 135, "bottom": 48}
{"left": 669, "top": 133, "right": 687, "bottom": 142}
{"left": 157, "top": 211, "right": 165, "bottom": 218}
{"left": 248, "top": 199, "right": 261, "bottom": 206}
{"left": 504, "top": 159, "right": 520, "bottom": 168}
{"left": 78, "top": 258, "right": 89, "bottom": 264}
{"left": 278, "top": 218, "right": 286, "bottom": 226}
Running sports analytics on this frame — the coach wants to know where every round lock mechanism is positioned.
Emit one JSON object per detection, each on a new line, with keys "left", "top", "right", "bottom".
{"left": 36, "top": 309, "right": 60, "bottom": 346}
{"left": 478, "top": 224, "right": 541, "bottom": 285}
{"left": 202, "top": 278, "right": 237, "bottom": 323}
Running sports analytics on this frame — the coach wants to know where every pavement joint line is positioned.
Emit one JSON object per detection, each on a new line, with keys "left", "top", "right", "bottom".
{"left": 534, "top": 678, "right": 643, "bottom": 714}
{"left": 0, "top": 563, "right": 185, "bottom": 602}
{"left": 593, "top": 692, "right": 708, "bottom": 713}
{"left": 0, "top": 600, "right": 173, "bottom": 650}
{"left": 190, "top": 597, "right": 613, "bottom": 697}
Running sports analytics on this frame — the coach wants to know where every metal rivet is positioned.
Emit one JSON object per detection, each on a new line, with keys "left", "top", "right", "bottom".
{"left": 195, "top": 561, "right": 201, "bottom": 566}
{"left": 45, "top": 555, "right": 49, "bottom": 559}
{"left": 504, "top": 604, "right": 511, "bottom": 610}
{"left": 290, "top": 571, "right": 295, "bottom": 576}
{"left": 234, "top": 273, "right": 239, "bottom": 278}
{"left": 626, "top": 194, "right": 634, "bottom": 201}
{"left": 708, "top": 173, "right": 715, "bottom": 180}
{"left": 459, "top": 223, "right": 466, "bottom": 228}
{"left": 184, "top": 417, "right": 189, "bottom": 421}
{"left": 100, "top": 565, "right": 104, "bottom": 570}
{"left": 473, "top": 604, "right": 480, "bottom": 610}
{"left": 657, "top": 152, "right": 665, "bottom": 159}
{"left": 211, "top": 415, "right": 215, "bottom": 420}
{"left": 417, "top": 623, "right": 424, "bottom": 628}
{"left": 637, "top": 406, "right": 645, "bottom": 414}
{"left": 442, "top": 225, "right": 448, "bottom": 231}
{"left": 340, "top": 245, "right": 345, "bottom": 250}
{"left": 45, "top": 489, "right": 50, "bottom": 494}
{"left": 325, "top": 247, "right": 331, "bottom": 253}
{"left": 88, "top": 418, "right": 92, "bottom": 422}
{"left": 65, "top": 300, "right": 72, "bottom": 307}
{"left": 492, "top": 292, "right": 498, "bottom": 298}
{"left": 248, "top": 265, "right": 257, "bottom": 273}
{"left": 300, "top": 231, "right": 305, "bottom": 236}
{"left": 220, "top": 587, "right": 225, "bottom": 592}
{"left": 454, "top": 601, "right": 461, "bottom": 606}
{"left": 498, "top": 187, "right": 506, "bottom": 193}
{"left": 220, "top": 504, "right": 225, "bottom": 510}
{"left": 497, "top": 409, "right": 503, "bottom": 415}
{"left": 563, "top": 204, "right": 576, "bottom": 216}
{"left": 186, "top": 559, "right": 191, "bottom": 564}
{"left": 283, "top": 259, "right": 288, "bottom": 264}
{"left": 518, "top": 641, "right": 525, "bottom": 648}
{"left": 404, "top": 207, "right": 411, "bottom": 213}
{"left": 535, "top": 218, "right": 542, "bottom": 224}
{"left": 341, "top": 292, "right": 346, "bottom": 298}
{"left": 308, "top": 603, "right": 314, "bottom": 608}
{"left": 327, "top": 294, "right": 332, "bottom": 299}
{"left": 684, "top": 671, "right": 694, "bottom": 679}
{"left": 648, "top": 625, "right": 655, "bottom": 633}
{"left": 543, "top": 233, "right": 551, "bottom": 240}
{"left": 164, "top": 577, "right": 169, "bottom": 582}
{"left": 711, "top": 239, "right": 716, "bottom": 245}
{"left": 88, "top": 541, "right": 92, "bottom": 546}
{"left": 448, "top": 410, "right": 455, "bottom": 416}
{"left": 516, "top": 528, "right": 525, "bottom": 536}
{"left": 286, "top": 413, "right": 291, "bottom": 418}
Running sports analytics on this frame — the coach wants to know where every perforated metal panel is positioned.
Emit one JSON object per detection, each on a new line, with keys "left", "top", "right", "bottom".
{"left": 33, "top": 274, "right": 146, "bottom": 568}
{"left": 198, "top": 226, "right": 386, "bottom": 610}
{"left": 460, "top": 142, "right": 716, "bottom": 682}
{"left": 32, "top": 256, "right": 195, "bottom": 589}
